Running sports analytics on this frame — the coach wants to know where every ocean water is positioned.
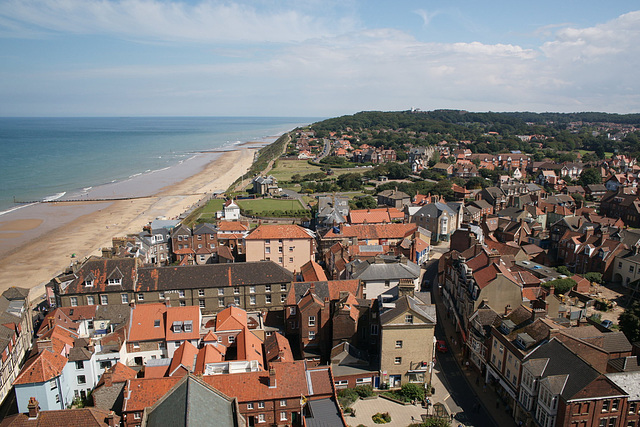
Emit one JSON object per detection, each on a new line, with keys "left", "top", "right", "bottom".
{"left": 0, "top": 117, "right": 319, "bottom": 214}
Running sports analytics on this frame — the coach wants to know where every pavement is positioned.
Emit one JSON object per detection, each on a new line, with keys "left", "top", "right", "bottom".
{"left": 348, "top": 397, "right": 430, "bottom": 427}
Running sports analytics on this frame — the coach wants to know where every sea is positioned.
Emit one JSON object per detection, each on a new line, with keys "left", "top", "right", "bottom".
{"left": 0, "top": 117, "right": 320, "bottom": 215}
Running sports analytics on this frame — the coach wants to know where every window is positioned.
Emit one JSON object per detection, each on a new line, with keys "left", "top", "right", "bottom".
{"left": 308, "top": 316, "right": 316, "bottom": 326}
{"left": 258, "top": 402, "right": 265, "bottom": 409}
{"left": 229, "top": 335, "right": 235, "bottom": 343}
{"left": 265, "top": 239, "right": 270, "bottom": 244}
{"left": 85, "top": 279, "right": 93, "bottom": 287}
{"left": 248, "top": 296, "right": 255, "bottom": 305}
{"left": 50, "top": 379, "right": 57, "bottom": 390}
{"left": 56, "top": 394, "right": 60, "bottom": 403}
{"left": 265, "top": 247, "right": 271, "bottom": 254}
{"left": 394, "top": 357, "right": 402, "bottom": 365}
{"left": 133, "top": 342, "right": 140, "bottom": 349}
{"left": 108, "top": 278, "right": 121, "bottom": 285}
{"left": 138, "top": 293, "right": 144, "bottom": 301}
{"left": 281, "top": 284, "right": 287, "bottom": 292}
{"left": 280, "top": 400, "right": 287, "bottom": 407}
{"left": 250, "top": 286, "right": 255, "bottom": 293}
{"left": 100, "top": 361, "right": 112, "bottom": 370}
{"left": 184, "top": 321, "right": 193, "bottom": 333}
{"left": 280, "top": 412, "right": 287, "bottom": 421}
{"left": 266, "top": 295, "right": 271, "bottom": 304}
{"left": 603, "top": 400, "right": 610, "bottom": 412}
{"left": 280, "top": 294, "right": 286, "bottom": 303}
{"left": 179, "top": 300, "right": 186, "bottom": 307}
{"left": 289, "top": 257, "right": 294, "bottom": 263}
{"left": 289, "top": 246, "right": 294, "bottom": 252}
{"left": 405, "top": 314, "right": 413, "bottom": 324}
{"left": 154, "top": 319, "right": 161, "bottom": 327}
{"left": 613, "top": 399, "right": 619, "bottom": 411}
{"left": 199, "top": 300, "right": 205, "bottom": 308}
{"left": 219, "top": 298, "right": 225, "bottom": 307}
{"left": 77, "top": 375, "right": 86, "bottom": 384}
{"left": 247, "top": 403, "right": 254, "bottom": 410}
{"left": 70, "top": 297, "right": 78, "bottom": 307}
{"left": 75, "top": 361, "right": 84, "bottom": 370}
{"left": 289, "top": 307, "right": 296, "bottom": 315}
{"left": 101, "top": 295, "right": 108, "bottom": 305}
{"left": 258, "top": 414, "right": 265, "bottom": 423}
{"left": 87, "top": 295, "right": 95, "bottom": 305}
{"left": 278, "top": 247, "right": 283, "bottom": 253}
{"left": 630, "top": 402, "right": 637, "bottom": 414}
{"left": 309, "top": 331, "right": 316, "bottom": 340}
{"left": 395, "top": 340, "right": 403, "bottom": 348}
{"left": 134, "top": 412, "right": 141, "bottom": 420}
{"left": 233, "top": 287, "right": 240, "bottom": 294}
{"left": 173, "top": 321, "right": 183, "bottom": 333}
{"left": 218, "top": 288, "right": 224, "bottom": 296}
{"left": 265, "top": 285, "right": 271, "bottom": 293}
{"left": 88, "top": 320, "right": 94, "bottom": 329}
{"left": 371, "top": 325, "right": 379, "bottom": 335}
{"left": 279, "top": 257, "right": 283, "bottom": 263}
{"left": 159, "top": 291, "right": 165, "bottom": 300}
{"left": 159, "top": 342, "right": 166, "bottom": 350}
{"left": 234, "top": 296, "right": 240, "bottom": 305}
{"left": 198, "top": 289, "right": 205, "bottom": 297}
{"left": 178, "top": 290, "right": 185, "bottom": 298}
{"left": 121, "top": 293, "right": 129, "bottom": 304}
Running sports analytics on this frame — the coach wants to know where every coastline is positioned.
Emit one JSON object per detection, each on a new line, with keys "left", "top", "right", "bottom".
{"left": 0, "top": 146, "right": 259, "bottom": 297}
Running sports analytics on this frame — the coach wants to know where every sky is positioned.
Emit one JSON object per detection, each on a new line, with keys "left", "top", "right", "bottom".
{"left": 0, "top": 0, "right": 639, "bottom": 117}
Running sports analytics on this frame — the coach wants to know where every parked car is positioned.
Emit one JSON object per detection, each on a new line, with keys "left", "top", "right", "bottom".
{"left": 601, "top": 320, "right": 613, "bottom": 329}
{"left": 436, "top": 340, "right": 448, "bottom": 353}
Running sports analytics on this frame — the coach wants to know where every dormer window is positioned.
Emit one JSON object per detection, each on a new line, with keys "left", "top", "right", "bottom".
{"left": 154, "top": 320, "right": 160, "bottom": 327}
{"left": 184, "top": 321, "right": 193, "bottom": 333}
{"left": 172, "top": 321, "right": 183, "bottom": 333}
{"left": 84, "top": 279, "right": 94, "bottom": 287}
{"left": 108, "top": 278, "right": 121, "bottom": 285}
{"left": 156, "top": 235, "right": 163, "bottom": 242}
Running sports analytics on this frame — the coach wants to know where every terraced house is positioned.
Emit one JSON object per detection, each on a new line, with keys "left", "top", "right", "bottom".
{"left": 48, "top": 257, "right": 293, "bottom": 314}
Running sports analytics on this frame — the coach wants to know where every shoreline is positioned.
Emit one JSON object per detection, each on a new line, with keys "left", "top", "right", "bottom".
{"left": 0, "top": 146, "right": 259, "bottom": 297}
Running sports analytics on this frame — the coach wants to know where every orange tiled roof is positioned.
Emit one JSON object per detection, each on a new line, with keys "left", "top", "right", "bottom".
{"left": 300, "top": 260, "right": 328, "bottom": 282}
{"left": 169, "top": 341, "right": 198, "bottom": 376}
{"left": 13, "top": 350, "right": 68, "bottom": 385}
{"left": 245, "top": 224, "right": 313, "bottom": 240}
{"left": 349, "top": 209, "right": 391, "bottom": 224}
{"left": 323, "top": 223, "right": 417, "bottom": 240}
{"left": 96, "top": 362, "right": 137, "bottom": 387}
{"left": 202, "top": 330, "right": 218, "bottom": 342}
{"left": 217, "top": 221, "right": 249, "bottom": 232}
{"left": 165, "top": 306, "right": 200, "bottom": 342}
{"left": 128, "top": 304, "right": 167, "bottom": 342}
{"left": 306, "top": 367, "right": 334, "bottom": 396}
{"left": 235, "top": 329, "right": 264, "bottom": 368}
{"left": 194, "top": 344, "right": 225, "bottom": 375}
{"left": 216, "top": 306, "right": 247, "bottom": 331}
{"left": 265, "top": 332, "right": 293, "bottom": 365}
{"left": 123, "top": 377, "right": 181, "bottom": 412}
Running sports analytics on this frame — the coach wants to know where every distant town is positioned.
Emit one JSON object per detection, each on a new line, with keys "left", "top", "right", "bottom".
{"left": 4, "top": 110, "right": 640, "bottom": 427}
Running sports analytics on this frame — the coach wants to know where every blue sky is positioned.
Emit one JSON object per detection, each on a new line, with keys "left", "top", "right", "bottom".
{"left": 0, "top": 0, "right": 639, "bottom": 116}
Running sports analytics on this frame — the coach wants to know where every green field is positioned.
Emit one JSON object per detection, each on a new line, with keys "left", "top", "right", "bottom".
{"left": 269, "top": 159, "right": 368, "bottom": 183}
{"left": 237, "top": 198, "right": 304, "bottom": 213}
{"left": 577, "top": 149, "right": 614, "bottom": 157}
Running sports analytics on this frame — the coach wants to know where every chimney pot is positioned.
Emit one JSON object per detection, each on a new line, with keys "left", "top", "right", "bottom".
{"left": 27, "top": 397, "right": 39, "bottom": 418}
{"left": 106, "top": 411, "right": 117, "bottom": 427}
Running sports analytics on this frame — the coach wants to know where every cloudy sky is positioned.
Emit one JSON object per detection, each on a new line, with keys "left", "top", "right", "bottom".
{"left": 0, "top": 0, "right": 639, "bottom": 117}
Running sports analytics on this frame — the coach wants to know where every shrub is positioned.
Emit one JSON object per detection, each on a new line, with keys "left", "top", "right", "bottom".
{"left": 372, "top": 412, "right": 391, "bottom": 424}
{"left": 354, "top": 385, "right": 374, "bottom": 398}
{"left": 400, "top": 383, "right": 425, "bottom": 402}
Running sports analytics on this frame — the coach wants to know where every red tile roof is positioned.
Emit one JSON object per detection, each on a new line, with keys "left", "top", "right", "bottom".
{"left": 123, "top": 378, "right": 181, "bottom": 412}
{"left": 165, "top": 306, "right": 200, "bottom": 342}
{"left": 216, "top": 306, "right": 247, "bottom": 331}
{"left": 323, "top": 223, "right": 417, "bottom": 240}
{"left": 203, "top": 361, "right": 309, "bottom": 401}
{"left": 245, "top": 224, "right": 313, "bottom": 240}
{"left": 128, "top": 304, "right": 166, "bottom": 342}
{"left": 169, "top": 341, "right": 198, "bottom": 376}
{"left": 194, "top": 344, "right": 225, "bottom": 375}
{"left": 95, "top": 362, "right": 137, "bottom": 387}
{"left": 13, "top": 350, "right": 68, "bottom": 385}
{"left": 217, "top": 221, "right": 249, "bottom": 232}
{"left": 0, "top": 406, "right": 119, "bottom": 426}
{"left": 306, "top": 367, "right": 334, "bottom": 396}
{"left": 300, "top": 260, "right": 328, "bottom": 282}
{"left": 264, "top": 332, "right": 294, "bottom": 365}
{"left": 201, "top": 330, "right": 218, "bottom": 342}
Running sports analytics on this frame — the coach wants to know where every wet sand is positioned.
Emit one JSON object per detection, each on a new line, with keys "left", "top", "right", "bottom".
{"left": 0, "top": 147, "right": 256, "bottom": 298}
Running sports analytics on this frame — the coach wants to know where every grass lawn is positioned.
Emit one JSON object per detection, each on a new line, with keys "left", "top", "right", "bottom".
{"left": 237, "top": 198, "right": 304, "bottom": 213}
{"left": 577, "top": 149, "right": 614, "bottom": 157}
{"left": 269, "top": 159, "right": 369, "bottom": 183}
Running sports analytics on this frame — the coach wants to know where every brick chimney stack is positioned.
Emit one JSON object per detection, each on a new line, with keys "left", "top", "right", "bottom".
{"left": 106, "top": 411, "right": 117, "bottom": 427}
{"left": 27, "top": 397, "right": 39, "bottom": 419}
{"left": 268, "top": 366, "right": 277, "bottom": 388}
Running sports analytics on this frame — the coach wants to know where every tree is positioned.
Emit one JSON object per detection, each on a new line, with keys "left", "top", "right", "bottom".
{"left": 555, "top": 266, "right": 571, "bottom": 276}
{"left": 400, "top": 383, "right": 425, "bottom": 402}
{"left": 578, "top": 168, "right": 602, "bottom": 186}
{"left": 337, "top": 173, "right": 363, "bottom": 191}
{"left": 619, "top": 301, "right": 640, "bottom": 343}
{"left": 352, "top": 195, "right": 377, "bottom": 209}
{"left": 541, "top": 278, "right": 577, "bottom": 295}
{"left": 584, "top": 272, "right": 603, "bottom": 284}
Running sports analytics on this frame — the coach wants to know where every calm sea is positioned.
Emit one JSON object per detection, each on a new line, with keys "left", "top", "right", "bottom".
{"left": 0, "top": 117, "right": 319, "bottom": 214}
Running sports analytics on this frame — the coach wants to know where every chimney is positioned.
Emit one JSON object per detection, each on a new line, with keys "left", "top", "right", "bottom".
{"left": 268, "top": 366, "right": 277, "bottom": 388}
{"left": 37, "top": 339, "right": 53, "bottom": 353}
{"left": 103, "top": 371, "right": 113, "bottom": 388}
{"left": 309, "top": 282, "right": 315, "bottom": 294}
{"left": 129, "top": 301, "right": 136, "bottom": 309}
{"left": 165, "top": 297, "right": 171, "bottom": 308}
{"left": 504, "top": 304, "right": 511, "bottom": 315}
{"left": 106, "top": 411, "right": 117, "bottom": 427}
{"left": 27, "top": 397, "right": 39, "bottom": 419}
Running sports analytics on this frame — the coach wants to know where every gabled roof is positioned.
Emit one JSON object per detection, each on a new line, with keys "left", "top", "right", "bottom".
{"left": 168, "top": 341, "right": 199, "bottom": 377}
{"left": 0, "top": 406, "right": 119, "bottom": 427}
{"left": 137, "top": 262, "right": 293, "bottom": 292}
{"left": 165, "top": 306, "right": 200, "bottom": 342}
{"left": 286, "top": 280, "right": 361, "bottom": 306}
{"left": 128, "top": 304, "right": 167, "bottom": 342}
{"left": 264, "top": 332, "right": 293, "bottom": 365}
{"left": 379, "top": 295, "right": 436, "bottom": 326}
{"left": 346, "top": 256, "right": 420, "bottom": 281}
{"left": 245, "top": 224, "right": 314, "bottom": 240}
{"left": 59, "top": 257, "right": 137, "bottom": 295}
{"left": 144, "top": 374, "right": 241, "bottom": 427}
{"left": 194, "top": 344, "right": 225, "bottom": 375}
{"left": 13, "top": 349, "right": 68, "bottom": 385}
{"left": 299, "top": 260, "right": 328, "bottom": 282}
{"left": 323, "top": 223, "right": 417, "bottom": 240}
{"left": 215, "top": 306, "right": 247, "bottom": 331}
{"left": 95, "top": 362, "right": 137, "bottom": 388}
{"left": 216, "top": 221, "right": 249, "bottom": 232}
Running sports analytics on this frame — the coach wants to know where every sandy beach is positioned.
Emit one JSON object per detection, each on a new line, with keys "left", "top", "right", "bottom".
{"left": 0, "top": 147, "right": 257, "bottom": 298}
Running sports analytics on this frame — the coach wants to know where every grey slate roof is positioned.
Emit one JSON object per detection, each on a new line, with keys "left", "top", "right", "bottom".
{"left": 137, "top": 261, "right": 293, "bottom": 291}
{"left": 305, "top": 397, "right": 345, "bottom": 427}
{"left": 414, "top": 202, "right": 455, "bottom": 219}
{"left": 193, "top": 223, "right": 217, "bottom": 235}
{"left": 346, "top": 256, "right": 420, "bottom": 281}
{"left": 523, "top": 338, "right": 600, "bottom": 401}
{"left": 606, "top": 371, "right": 640, "bottom": 401}
{"left": 145, "top": 374, "right": 242, "bottom": 427}
{"left": 380, "top": 295, "right": 436, "bottom": 326}
{"left": 607, "top": 356, "right": 640, "bottom": 373}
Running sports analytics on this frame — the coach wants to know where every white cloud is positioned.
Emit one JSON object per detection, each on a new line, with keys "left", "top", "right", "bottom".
{"left": 0, "top": 0, "right": 355, "bottom": 43}
{"left": 413, "top": 9, "right": 441, "bottom": 27}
